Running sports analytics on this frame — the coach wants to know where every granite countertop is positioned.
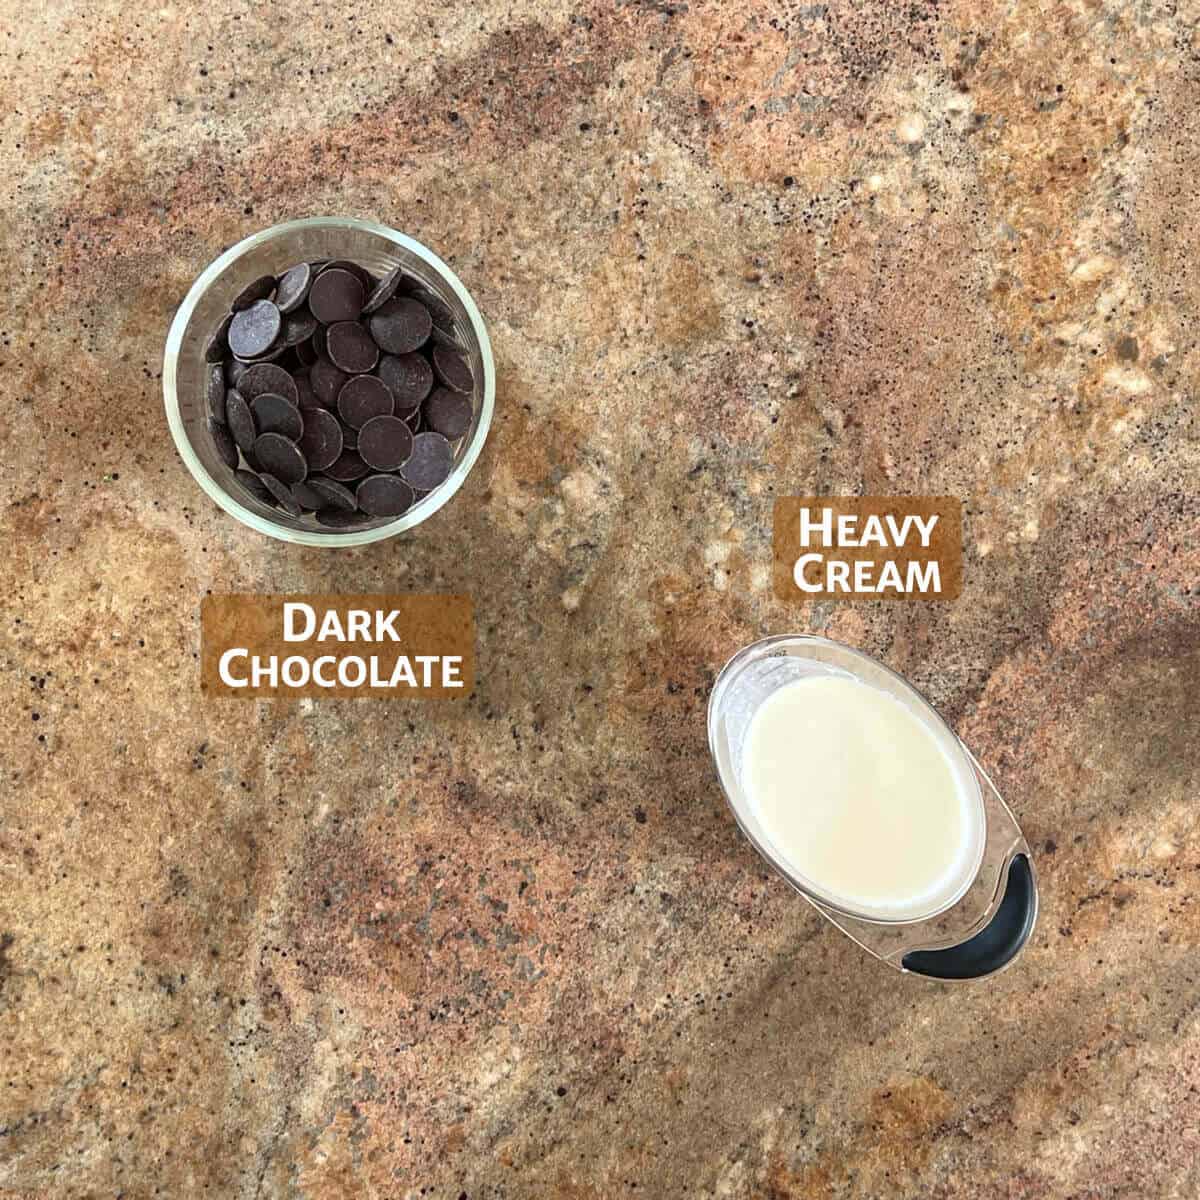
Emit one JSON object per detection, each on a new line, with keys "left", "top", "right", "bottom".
{"left": 2, "top": 2, "right": 1198, "bottom": 1197}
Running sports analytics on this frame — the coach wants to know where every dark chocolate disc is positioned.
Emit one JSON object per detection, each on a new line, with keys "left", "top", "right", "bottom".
{"left": 337, "top": 374, "right": 393, "bottom": 428}
{"left": 290, "top": 479, "right": 327, "bottom": 510}
{"left": 214, "top": 386, "right": 237, "bottom": 427}
{"left": 259, "top": 472, "right": 302, "bottom": 516}
{"left": 307, "top": 475, "right": 358, "bottom": 511}
{"left": 204, "top": 312, "right": 233, "bottom": 362}
{"left": 282, "top": 308, "right": 318, "bottom": 347}
{"left": 327, "top": 321, "right": 380, "bottom": 374}
{"left": 308, "top": 268, "right": 365, "bottom": 324}
{"left": 253, "top": 432, "right": 307, "bottom": 484}
{"left": 431, "top": 343, "right": 475, "bottom": 393}
{"left": 376, "top": 352, "right": 433, "bottom": 410}
{"left": 225, "top": 357, "right": 249, "bottom": 388}
{"left": 236, "top": 362, "right": 298, "bottom": 405}
{"left": 206, "top": 364, "right": 226, "bottom": 422}
{"left": 251, "top": 392, "right": 303, "bottom": 440}
{"left": 357, "top": 474, "right": 414, "bottom": 517}
{"left": 361, "top": 265, "right": 406, "bottom": 315}
{"left": 310, "top": 358, "right": 348, "bottom": 407}
{"left": 225, "top": 390, "right": 258, "bottom": 452}
{"left": 298, "top": 407, "right": 344, "bottom": 472}
{"left": 399, "top": 431, "right": 454, "bottom": 490}
{"left": 236, "top": 339, "right": 286, "bottom": 364}
{"left": 208, "top": 417, "right": 238, "bottom": 468}
{"left": 235, "top": 468, "right": 274, "bottom": 504}
{"left": 424, "top": 387, "right": 473, "bottom": 439}
{"left": 429, "top": 324, "right": 461, "bottom": 349}
{"left": 316, "top": 507, "right": 364, "bottom": 528}
{"left": 409, "top": 285, "right": 456, "bottom": 332}
{"left": 368, "top": 297, "right": 432, "bottom": 355}
{"left": 231, "top": 274, "right": 276, "bottom": 310}
{"left": 274, "top": 262, "right": 313, "bottom": 314}
{"left": 228, "top": 300, "right": 282, "bottom": 359}
{"left": 295, "top": 336, "right": 318, "bottom": 367}
{"left": 357, "top": 414, "right": 413, "bottom": 471}
{"left": 323, "top": 449, "right": 369, "bottom": 482}
{"left": 294, "top": 372, "right": 321, "bottom": 410}
{"left": 318, "top": 259, "right": 372, "bottom": 290}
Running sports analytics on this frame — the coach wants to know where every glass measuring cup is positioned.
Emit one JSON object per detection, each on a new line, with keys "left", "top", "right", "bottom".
{"left": 707, "top": 635, "right": 1038, "bottom": 980}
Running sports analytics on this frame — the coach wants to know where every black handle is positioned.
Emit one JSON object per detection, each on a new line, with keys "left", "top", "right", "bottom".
{"left": 902, "top": 854, "right": 1036, "bottom": 980}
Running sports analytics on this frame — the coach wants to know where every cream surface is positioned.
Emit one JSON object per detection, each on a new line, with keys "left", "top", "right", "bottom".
{"left": 743, "top": 675, "right": 981, "bottom": 919}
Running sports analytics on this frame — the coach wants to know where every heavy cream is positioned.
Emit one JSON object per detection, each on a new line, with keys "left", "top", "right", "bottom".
{"left": 741, "top": 674, "right": 983, "bottom": 921}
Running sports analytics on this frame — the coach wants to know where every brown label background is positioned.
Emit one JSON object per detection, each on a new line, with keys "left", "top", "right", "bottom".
{"left": 773, "top": 497, "right": 962, "bottom": 602}
{"left": 201, "top": 594, "right": 474, "bottom": 698}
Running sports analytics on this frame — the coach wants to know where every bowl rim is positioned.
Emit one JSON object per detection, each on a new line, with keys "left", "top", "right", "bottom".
{"left": 162, "top": 216, "right": 495, "bottom": 547}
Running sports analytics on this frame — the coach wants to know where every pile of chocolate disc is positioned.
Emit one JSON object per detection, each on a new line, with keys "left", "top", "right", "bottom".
{"left": 203, "top": 259, "right": 475, "bottom": 528}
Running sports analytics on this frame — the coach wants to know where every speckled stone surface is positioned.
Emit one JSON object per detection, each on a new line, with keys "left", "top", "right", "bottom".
{"left": 2, "top": 2, "right": 1199, "bottom": 1197}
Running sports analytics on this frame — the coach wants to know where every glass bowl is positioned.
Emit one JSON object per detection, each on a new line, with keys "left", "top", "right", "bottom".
{"left": 163, "top": 217, "right": 495, "bottom": 546}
